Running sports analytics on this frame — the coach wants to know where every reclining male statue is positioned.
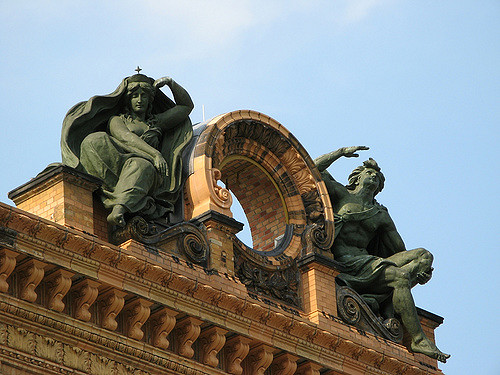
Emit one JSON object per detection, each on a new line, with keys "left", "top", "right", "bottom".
{"left": 315, "top": 146, "right": 450, "bottom": 363}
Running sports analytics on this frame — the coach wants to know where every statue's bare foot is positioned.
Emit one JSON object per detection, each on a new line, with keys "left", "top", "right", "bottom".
{"left": 411, "top": 337, "right": 450, "bottom": 363}
{"left": 107, "top": 205, "right": 126, "bottom": 227}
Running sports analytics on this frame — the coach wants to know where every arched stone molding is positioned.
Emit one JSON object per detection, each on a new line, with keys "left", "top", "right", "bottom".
{"left": 185, "top": 111, "right": 335, "bottom": 306}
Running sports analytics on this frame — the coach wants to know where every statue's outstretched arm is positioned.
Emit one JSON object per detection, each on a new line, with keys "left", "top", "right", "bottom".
{"left": 154, "top": 77, "right": 194, "bottom": 131}
{"left": 314, "top": 146, "right": 369, "bottom": 172}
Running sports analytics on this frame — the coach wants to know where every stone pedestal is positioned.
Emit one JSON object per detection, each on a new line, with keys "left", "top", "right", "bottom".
{"left": 8, "top": 165, "right": 104, "bottom": 237}
{"left": 298, "top": 253, "right": 340, "bottom": 325}
{"left": 191, "top": 210, "right": 243, "bottom": 275}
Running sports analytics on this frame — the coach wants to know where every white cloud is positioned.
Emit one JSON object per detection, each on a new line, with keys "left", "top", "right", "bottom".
{"left": 340, "top": 0, "right": 392, "bottom": 25}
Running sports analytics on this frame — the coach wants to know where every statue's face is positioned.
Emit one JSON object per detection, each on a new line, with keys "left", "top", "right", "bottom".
{"left": 129, "top": 88, "right": 151, "bottom": 115}
{"left": 357, "top": 168, "right": 380, "bottom": 191}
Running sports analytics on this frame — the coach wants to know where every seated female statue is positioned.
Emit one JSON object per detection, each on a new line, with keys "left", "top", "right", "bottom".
{"left": 61, "top": 73, "right": 193, "bottom": 227}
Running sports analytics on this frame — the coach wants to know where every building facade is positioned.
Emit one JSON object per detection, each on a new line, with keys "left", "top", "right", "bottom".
{"left": 0, "top": 111, "right": 445, "bottom": 374}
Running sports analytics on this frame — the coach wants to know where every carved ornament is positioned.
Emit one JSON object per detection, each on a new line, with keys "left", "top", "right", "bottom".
{"left": 176, "top": 317, "right": 202, "bottom": 359}
{"left": 150, "top": 307, "right": 178, "bottom": 349}
{"left": 246, "top": 344, "right": 274, "bottom": 375}
{"left": 0, "top": 249, "right": 17, "bottom": 293}
{"left": 337, "top": 284, "right": 403, "bottom": 343}
{"left": 225, "top": 335, "right": 251, "bottom": 375}
{"left": 46, "top": 269, "right": 74, "bottom": 312}
{"left": 199, "top": 326, "right": 228, "bottom": 367}
{"left": 72, "top": 279, "right": 100, "bottom": 322}
{"left": 99, "top": 288, "right": 126, "bottom": 331}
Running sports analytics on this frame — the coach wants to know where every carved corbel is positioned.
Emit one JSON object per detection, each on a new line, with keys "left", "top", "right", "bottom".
{"left": 150, "top": 307, "right": 178, "bottom": 349}
{"left": 72, "top": 279, "right": 100, "bottom": 322}
{"left": 246, "top": 344, "right": 274, "bottom": 375}
{"left": 270, "top": 352, "right": 299, "bottom": 375}
{"left": 296, "top": 362, "right": 322, "bottom": 375}
{"left": 123, "top": 298, "right": 153, "bottom": 340}
{"left": 18, "top": 259, "right": 46, "bottom": 302}
{"left": 44, "top": 269, "right": 74, "bottom": 312}
{"left": 199, "top": 326, "right": 228, "bottom": 367}
{"left": 99, "top": 288, "right": 126, "bottom": 331}
{"left": 225, "top": 336, "right": 251, "bottom": 375}
{"left": 0, "top": 249, "right": 17, "bottom": 293}
{"left": 175, "top": 316, "right": 203, "bottom": 358}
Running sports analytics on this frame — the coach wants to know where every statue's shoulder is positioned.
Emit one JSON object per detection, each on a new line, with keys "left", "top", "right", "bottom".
{"left": 374, "top": 200, "right": 388, "bottom": 213}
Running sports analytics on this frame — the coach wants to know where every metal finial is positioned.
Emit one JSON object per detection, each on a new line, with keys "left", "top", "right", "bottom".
{"left": 135, "top": 66, "right": 142, "bottom": 74}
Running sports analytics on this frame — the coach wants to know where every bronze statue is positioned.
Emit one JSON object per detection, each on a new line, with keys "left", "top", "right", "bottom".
{"left": 61, "top": 71, "right": 193, "bottom": 227}
{"left": 315, "top": 146, "right": 450, "bottom": 363}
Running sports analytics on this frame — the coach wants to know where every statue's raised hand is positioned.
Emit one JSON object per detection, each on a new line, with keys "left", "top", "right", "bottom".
{"left": 154, "top": 76, "right": 173, "bottom": 89}
{"left": 341, "top": 146, "right": 369, "bottom": 158}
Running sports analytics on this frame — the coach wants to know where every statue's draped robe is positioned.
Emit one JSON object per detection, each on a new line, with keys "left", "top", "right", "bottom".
{"left": 334, "top": 204, "right": 401, "bottom": 314}
{"left": 61, "top": 78, "right": 193, "bottom": 220}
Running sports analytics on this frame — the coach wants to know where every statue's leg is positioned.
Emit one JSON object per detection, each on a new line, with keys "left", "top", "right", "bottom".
{"left": 382, "top": 266, "right": 450, "bottom": 362}
{"left": 109, "top": 157, "right": 157, "bottom": 213}
{"left": 386, "top": 248, "right": 433, "bottom": 287}
{"left": 104, "top": 157, "right": 157, "bottom": 227}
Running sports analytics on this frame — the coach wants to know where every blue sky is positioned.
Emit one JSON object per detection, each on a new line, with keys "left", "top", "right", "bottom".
{"left": 1, "top": 1, "right": 498, "bottom": 373}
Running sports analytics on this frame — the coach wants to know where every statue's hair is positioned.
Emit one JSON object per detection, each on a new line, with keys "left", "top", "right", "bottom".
{"left": 125, "top": 81, "right": 156, "bottom": 117}
{"left": 346, "top": 158, "right": 385, "bottom": 196}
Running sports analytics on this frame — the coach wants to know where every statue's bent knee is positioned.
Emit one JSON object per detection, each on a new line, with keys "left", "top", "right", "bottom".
{"left": 81, "top": 131, "right": 108, "bottom": 149}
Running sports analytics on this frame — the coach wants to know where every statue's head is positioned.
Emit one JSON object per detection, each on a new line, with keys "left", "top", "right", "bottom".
{"left": 125, "top": 74, "right": 156, "bottom": 117}
{"left": 346, "top": 158, "right": 385, "bottom": 196}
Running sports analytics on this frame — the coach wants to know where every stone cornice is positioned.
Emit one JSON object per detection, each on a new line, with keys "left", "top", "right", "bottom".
{"left": 8, "top": 164, "right": 102, "bottom": 203}
{"left": 0, "top": 295, "right": 223, "bottom": 375}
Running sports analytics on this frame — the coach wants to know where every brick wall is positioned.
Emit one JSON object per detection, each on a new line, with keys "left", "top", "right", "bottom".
{"left": 222, "top": 159, "right": 287, "bottom": 252}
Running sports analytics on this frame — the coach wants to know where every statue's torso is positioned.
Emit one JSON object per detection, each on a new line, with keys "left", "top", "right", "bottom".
{"left": 332, "top": 198, "right": 389, "bottom": 260}
{"left": 118, "top": 115, "right": 148, "bottom": 136}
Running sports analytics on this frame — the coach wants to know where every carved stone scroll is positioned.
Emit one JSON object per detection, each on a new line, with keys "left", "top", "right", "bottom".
{"left": 46, "top": 269, "right": 74, "bottom": 312}
{"left": 99, "top": 288, "right": 126, "bottom": 331}
{"left": 124, "top": 298, "right": 153, "bottom": 340}
{"left": 225, "top": 336, "right": 251, "bottom": 375}
{"left": 337, "top": 284, "right": 403, "bottom": 343}
{"left": 211, "top": 168, "right": 232, "bottom": 208}
{"left": 150, "top": 307, "right": 178, "bottom": 350}
{"left": 18, "top": 259, "right": 46, "bottom": 302}
{"left": 72, "top": 279, "right": 100, "bottom": 322}
{"left": 199, "top": 326, "right": 228, "bottom": 367}
{"left": 175, "top": 317, "right": 202, "bottom": 359}
{"left": 246, "top": 344, "right": 274, "bottom": 375}
{"left": 0, "top": 249, "right": 17, "bottom": 292}
{"left": 270, "top": 352, "right": 299, "bottom": 375}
